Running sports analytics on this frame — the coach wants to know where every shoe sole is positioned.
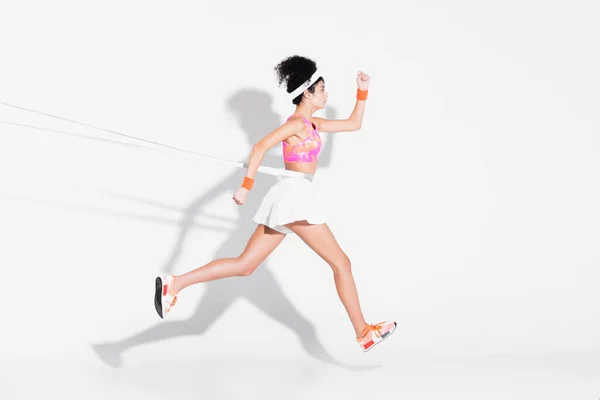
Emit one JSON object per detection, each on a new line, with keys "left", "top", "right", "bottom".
{"left": 154, "top": 277, "right": 163, "bottom": 319}
{"left": 363, "top": 322, "right": 397, "bottom": 352}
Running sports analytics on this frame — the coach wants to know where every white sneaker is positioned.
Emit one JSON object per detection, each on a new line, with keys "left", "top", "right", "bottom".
{"left": 356, "top": 321, "right": 397, "bottom": 352}
{"left": 154, "top": 275, "right": 177, "bottom": 318}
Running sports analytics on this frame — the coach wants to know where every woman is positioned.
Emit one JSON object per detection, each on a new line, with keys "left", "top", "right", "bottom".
{"left": 155, "top": 55, "right": 396, "bottom": 352}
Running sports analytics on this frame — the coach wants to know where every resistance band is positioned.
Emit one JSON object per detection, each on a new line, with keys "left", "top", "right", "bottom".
{"left": 0, "top": 101, "right": 314, "bottom": 180}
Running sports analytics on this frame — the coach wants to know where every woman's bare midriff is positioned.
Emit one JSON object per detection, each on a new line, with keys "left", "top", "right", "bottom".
{"left": 284, "top": 161, "right": 318, "bottom": 175}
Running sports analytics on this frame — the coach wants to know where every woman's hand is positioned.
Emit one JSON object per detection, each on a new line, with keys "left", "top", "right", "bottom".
{"left": 232, "top": 186, "right": 249, "bottom": 205}
{"left": 357, "top": 70, "right": 370, "bottom": 90}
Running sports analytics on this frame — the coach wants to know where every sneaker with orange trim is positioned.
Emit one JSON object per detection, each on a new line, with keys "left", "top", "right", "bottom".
{"left": 356, "top": 321, "right": 397, "bottom": 352}
{"left": 154, "top": 275, "right": 177, "bottom": 319}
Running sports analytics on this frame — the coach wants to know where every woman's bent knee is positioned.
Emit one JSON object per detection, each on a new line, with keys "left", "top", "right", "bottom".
{"left": 236, "top": 257, "right": 259, "bottom": 276}
{"left": 332, "top": 255, "right": 352, "bottom": 274}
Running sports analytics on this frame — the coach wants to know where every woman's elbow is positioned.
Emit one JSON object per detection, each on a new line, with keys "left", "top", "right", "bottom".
{"left": 252, "top": 143, "right": 267, "bottom": 156}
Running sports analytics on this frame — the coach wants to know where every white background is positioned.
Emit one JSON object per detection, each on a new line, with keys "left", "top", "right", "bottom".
{"left": 1, "top": 0, "right": 598, "bottom": 399}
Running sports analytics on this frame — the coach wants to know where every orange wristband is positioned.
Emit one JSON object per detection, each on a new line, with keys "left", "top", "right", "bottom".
{"left": 357, "top": 89, "right": 368, "bottom": 100}
{"left": 242, "top": 176, "right": 254, "bottom": 190}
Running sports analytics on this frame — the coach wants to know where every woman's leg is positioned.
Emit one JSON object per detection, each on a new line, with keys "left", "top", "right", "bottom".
{"left": 285, "top": 221, "right": 369, "bottom": 338}
{"left": 172, "top": 224, "right": 286, "bottom": 294}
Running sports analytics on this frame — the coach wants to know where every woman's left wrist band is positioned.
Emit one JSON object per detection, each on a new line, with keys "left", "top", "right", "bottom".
{"left": 357, "top": 88, "right": 368, "bottom": 100}
{"left": 242, "top": 176, "right": 254, "bottom": 190}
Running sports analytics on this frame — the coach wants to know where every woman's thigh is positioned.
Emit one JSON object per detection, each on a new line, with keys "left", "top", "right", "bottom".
{"left": 284, "top": 221, "right": 349, "bottom": 270}
{"left": 239, "top": 224, "right": 287, "bottom": 269}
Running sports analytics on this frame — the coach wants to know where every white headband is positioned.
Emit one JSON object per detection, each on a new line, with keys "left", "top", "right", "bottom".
{"left": 288, "top": 69, "right": 321, "bottom": 99}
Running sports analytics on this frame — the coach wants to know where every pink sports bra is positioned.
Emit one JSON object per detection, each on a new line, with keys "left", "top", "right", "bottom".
{"left": 282, "top": 114, "right": 323, "bottom": 163}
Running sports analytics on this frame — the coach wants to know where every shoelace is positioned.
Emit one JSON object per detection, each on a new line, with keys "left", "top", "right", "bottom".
{"left": 166, "top": 278, "right": 178, "bottom": 312}
{"left": 358, "top": 321, "right": 386, "bottom": 341}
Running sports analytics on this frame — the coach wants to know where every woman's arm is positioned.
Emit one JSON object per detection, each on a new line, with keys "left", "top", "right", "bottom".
{"left": 312, "top": 70, "right": 371, "bottom": 133}
{"left": 312, "top": 98, "right": 365, "bottom": 132}
{"left": 233, "top": 117, "right": 305, "bottom": 204}
{"left": 244, "top": 117, "right": 305, "bottom": 180}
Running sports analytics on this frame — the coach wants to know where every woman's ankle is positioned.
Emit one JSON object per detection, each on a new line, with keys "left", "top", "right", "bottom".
{"left": 170, "top": 275, "right": 180, "bottom": 296}
{"left": 355, "top": 322, "right": 370, "bottom": 338}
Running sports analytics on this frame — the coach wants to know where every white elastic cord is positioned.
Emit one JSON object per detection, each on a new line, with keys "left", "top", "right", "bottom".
{"left": 0, "top": 101, "right": 315, "bottom": 181}
{"left": 288, "top": 69, "right": 320, "bottom": 100}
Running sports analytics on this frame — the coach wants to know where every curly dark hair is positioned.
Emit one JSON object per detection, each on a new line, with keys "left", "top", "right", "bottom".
{"left": 274, "top": 55, "right": 324, "bottom": 105}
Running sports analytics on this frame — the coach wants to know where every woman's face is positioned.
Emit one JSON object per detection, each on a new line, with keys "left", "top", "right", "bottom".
{"left": 310, "top": 80, "right": 328, "bottom": 109}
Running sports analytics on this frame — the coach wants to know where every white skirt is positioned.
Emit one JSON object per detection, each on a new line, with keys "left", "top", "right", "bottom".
{"left": 252, "top": 175, "right": 326, "bottom": 234}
